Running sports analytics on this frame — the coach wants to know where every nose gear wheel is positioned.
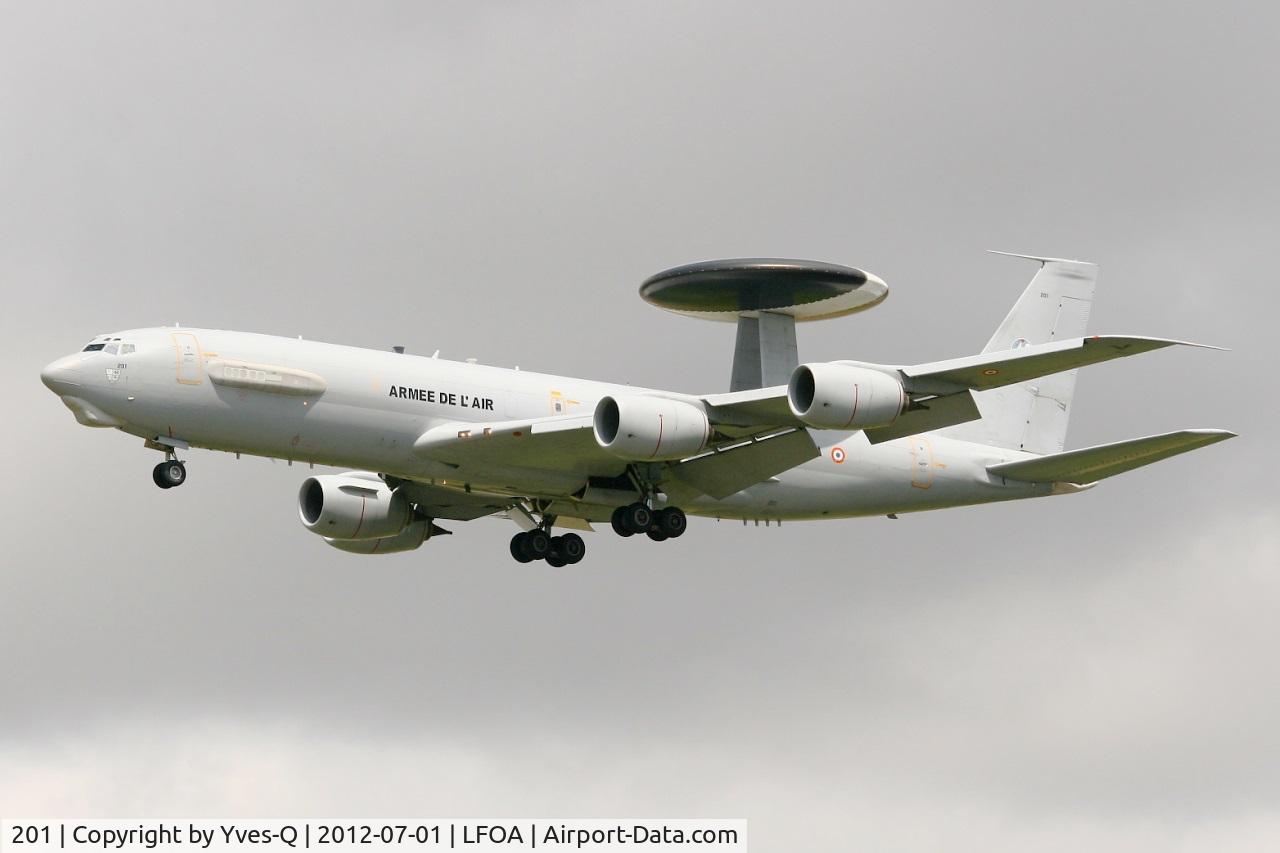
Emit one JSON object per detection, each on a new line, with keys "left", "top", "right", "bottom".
{"left": 152, "top": 458, "right": 187, "bottom": 489}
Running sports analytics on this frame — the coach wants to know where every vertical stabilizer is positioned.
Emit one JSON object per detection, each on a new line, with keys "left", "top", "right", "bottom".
{"left": 941, "top": 253, "right": 1098, "bottom": 454}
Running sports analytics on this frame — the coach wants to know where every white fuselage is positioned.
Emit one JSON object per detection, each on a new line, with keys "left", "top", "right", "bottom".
{"left": 41, "top": 327, "right": 1052, "bottom": 523}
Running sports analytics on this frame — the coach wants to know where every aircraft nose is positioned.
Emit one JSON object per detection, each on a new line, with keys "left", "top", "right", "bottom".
{"left": 40, "top": 356, "right": 82, "bottom": 394}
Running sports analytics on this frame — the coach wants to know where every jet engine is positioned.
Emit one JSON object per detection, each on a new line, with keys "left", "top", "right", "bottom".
{"left": 324, "top": 518, "right": 433, "bottom": 555}
{"left": 298, "top": 473, "right": 412, "bottom": 540}
{"left": 593, "top": 394, "right": 711, "bottom": 461}
{"left": 787, "top": 362, "right": 907, "bottom": 430}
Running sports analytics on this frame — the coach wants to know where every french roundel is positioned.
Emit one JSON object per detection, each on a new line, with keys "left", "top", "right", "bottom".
{"left": 830, "top": 447, "right": 846, "bottom": 464}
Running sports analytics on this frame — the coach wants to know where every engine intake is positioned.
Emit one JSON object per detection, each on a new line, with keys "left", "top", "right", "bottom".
{"left": 787, "top": 362, "right": 906, "bottom": 430}
{"left": 593, "top": 395, "right": 711, "bottom": 461}
{"left": 299, "top": 473, "right": 412, "bottom": 540}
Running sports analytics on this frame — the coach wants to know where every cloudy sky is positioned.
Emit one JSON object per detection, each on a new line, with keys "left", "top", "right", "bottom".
{"left": 2, "top": 2, "right": 1276, "bottom": 849}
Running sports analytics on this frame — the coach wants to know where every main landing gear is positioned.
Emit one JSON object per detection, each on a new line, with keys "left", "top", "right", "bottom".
{"left": 507, "top": 500, "right": 589, "bottom": 566}
{"left": 152, "top": 457, "right": 187, "bottom": 489}
{"left": 505, "top": 473, "right": 687, "bottom": 564}
{"left": 509, "top": 528, "right": 586, "bottom": 567}
{"left": 610, "top": 503, "right": 687, "bottom": 542}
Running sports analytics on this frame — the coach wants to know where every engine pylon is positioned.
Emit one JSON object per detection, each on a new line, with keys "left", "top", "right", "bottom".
{"left": 639, "top": 258, "right": 888, "bottom": 391}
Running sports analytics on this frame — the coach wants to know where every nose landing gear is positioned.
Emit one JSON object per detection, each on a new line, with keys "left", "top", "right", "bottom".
{"left": 144, "top": 437, "right": 189, "bottom": 489}
{"left": 152, "top": 458, "right": 187, "bottom": 489}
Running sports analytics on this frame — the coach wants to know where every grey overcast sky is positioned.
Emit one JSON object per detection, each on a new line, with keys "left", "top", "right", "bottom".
{"left": 2, "top": 1, "right": 1277, "bottom": 850}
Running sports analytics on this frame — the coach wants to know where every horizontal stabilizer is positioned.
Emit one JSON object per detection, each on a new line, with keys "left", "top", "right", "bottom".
{"left": 987, "top": 429, "right": 1236, "bottom": 484}
{"left": 667, "top": 429, "right": 818, "bottom": 498}
{"left": 902, "top": 335, "right": 1221, "bottom": 395}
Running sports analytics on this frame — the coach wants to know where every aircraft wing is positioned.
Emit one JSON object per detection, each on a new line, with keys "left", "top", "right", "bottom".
{"left": 901, "top": 336, "right": 1220, "bottom": 395}
{"left": 699, "top": 336, "right": 1211, "bottom": 439}
{"left": 412, "top": 414, "right": 609, "bottom": 471}
{"left": 987, "top": 429, "right": 1236, "bottom": 484}
{"left": 410, "top": 334, "right": 1224, "bottom": 496}
{"left": 703, "top": 385, "right": 983, "bottom": 444}
{"left": 413, "top": 412, "right": 823, "bottom": 501}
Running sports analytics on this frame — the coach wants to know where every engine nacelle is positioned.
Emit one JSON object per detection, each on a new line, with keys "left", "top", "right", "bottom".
{"left": 593, "top": 395, "right": 711, "bottom": 461}
{"left": 298, "top": 473, "right": 412, "bottom": 540}
{"left": 324, "top": 518, "right": 433, "bottom": 555}
{"left": 787, "top": 362, "right": 907, "bottom": 430}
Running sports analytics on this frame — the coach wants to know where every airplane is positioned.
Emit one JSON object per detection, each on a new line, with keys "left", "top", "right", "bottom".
{"left": 39, "top": 252, "right": 1235, "bottom": 566}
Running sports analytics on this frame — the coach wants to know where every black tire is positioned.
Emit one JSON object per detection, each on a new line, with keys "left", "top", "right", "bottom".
{"left": 646, "top": 527, "right": 669, "bottom": 542}
{"left": 153, "top": 460, "right": 185, "bottom": 489}
{"left": 622, "top": 502, "right": 652, "bottom": 534}
{"left": 545, "top": 544, "right": 567, "bottom": 568}
{"left": 510, "top": 532, "right": 534, "bottom": 563}
{"left": 610, "top": 507, "right": 634, "bottom": 537}
{"left": 559, "top": 532, "right": 586, "bottom": 564}
{"left": 152, "top": 464, "right": 173, "bottom": 489}
{"left": 657, "top": 507, "right": 687, "bottom": 538}
{"left": 525, "top": 529, "right": 551, "bottom": 559}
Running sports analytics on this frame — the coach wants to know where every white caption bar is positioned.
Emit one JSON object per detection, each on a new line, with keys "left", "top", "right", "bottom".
{"left": 2, "top": 821, "right": 746, "bottom": 853}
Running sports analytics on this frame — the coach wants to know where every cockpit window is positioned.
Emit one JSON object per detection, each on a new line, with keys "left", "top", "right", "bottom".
{"left": 120, "top": 344, "right": 135, "bottom": 355}
{"left": 103, "top": 343, "right": 119, "bottom": 355}
{"left": 82, "top": 343, "right": 106, "bottom": 352}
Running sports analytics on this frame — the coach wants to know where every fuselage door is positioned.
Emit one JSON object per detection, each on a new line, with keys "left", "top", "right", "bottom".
{"left": 172, "top": 333, "right": 204, "bottom": 385}
{"left": 910, "top": 437, "right": 934, "bottom": 489}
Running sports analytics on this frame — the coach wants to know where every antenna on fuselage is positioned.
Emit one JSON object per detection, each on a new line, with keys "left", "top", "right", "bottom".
{"left": 392, "top": 346, "right": 405, "bottom": 354}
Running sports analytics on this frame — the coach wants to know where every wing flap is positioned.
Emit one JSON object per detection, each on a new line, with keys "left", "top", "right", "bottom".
{"left": 666, "top": 429, "right": 819, "bottom": 499}
{"left": 987, "top": 429, "right": 1236, "bottom": 484}
{"left": 903, "top": 336, "right": 1220, "bottom": 395}
{"left": 864, "top": 391, "right": 981, "bottom": 444}
{"left": 396, "top": 480, "right": 512, "bottom": 521}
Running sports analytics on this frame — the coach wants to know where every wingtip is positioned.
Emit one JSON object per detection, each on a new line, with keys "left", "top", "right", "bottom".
{"left": 1091, "top": 335, "right": 1229, "bottom": 352}
{"left": 1180, "top": 428, "right": 1238, "bottom": 442}
{"left": 1170, "top": 340, "right": 1230, "bottom": 352}
{"left": 1168, "top": 339, "right": 1230, "bottom": 352}
{"left": 986, "top": 249, "right": 1098, "bottom": 266}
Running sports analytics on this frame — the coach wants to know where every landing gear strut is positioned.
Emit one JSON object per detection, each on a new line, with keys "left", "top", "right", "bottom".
{"left": 508, "top": 503, "right": 586, "bottom": 566}
{"left": 506, "top": 467, "right": 689, "bottom": 564}
{"left": 609, "top": 463, "right": 689, "bottom": 544}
